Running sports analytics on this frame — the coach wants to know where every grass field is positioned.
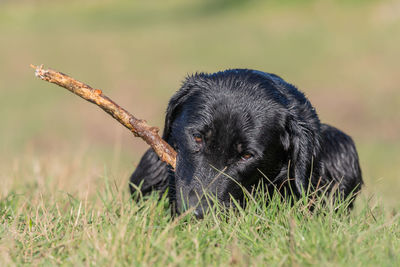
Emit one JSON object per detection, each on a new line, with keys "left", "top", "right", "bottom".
{"left": 1, "top": 0, "right": 400, "bottom": 265}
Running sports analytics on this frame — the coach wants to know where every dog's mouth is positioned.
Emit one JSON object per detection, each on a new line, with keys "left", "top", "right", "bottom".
{"left": 171, "top": 167, "right": 226, "bottom": 218}
{"left": 173, "top": 185, "right": 245, "bottom": 219}
{"left": 173, "top": 188, "right": 213, "bottom": 219}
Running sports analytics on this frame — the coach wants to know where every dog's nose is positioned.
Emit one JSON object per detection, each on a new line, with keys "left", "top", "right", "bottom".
{"left": 193, "top": 209, "right": 204, "bottom": 219}
{"left": 188, "top": 189, "right": 201, "bottom": 207}
{"left": 188, "top": 189, "right": 211, "bottom": 219}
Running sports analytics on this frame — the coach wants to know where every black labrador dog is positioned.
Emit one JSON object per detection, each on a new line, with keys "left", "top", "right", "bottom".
{"left": 129, "top": 69, "right": 363, "bottom": 218}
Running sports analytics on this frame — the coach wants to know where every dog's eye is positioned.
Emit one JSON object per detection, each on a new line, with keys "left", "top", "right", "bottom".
{"left": 193, "top": 133, "right": 203, "bottom": 144}
{"left": 240, "top": 153, "right": 253, "bottom": 161}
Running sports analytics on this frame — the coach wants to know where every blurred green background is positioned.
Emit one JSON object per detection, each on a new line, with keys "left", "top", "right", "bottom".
{"left": 0, "top": 0, "right": 399, "bottom": 209}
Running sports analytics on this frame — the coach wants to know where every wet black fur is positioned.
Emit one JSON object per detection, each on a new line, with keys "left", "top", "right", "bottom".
{"left": 129, "top": 69, "right": 363, "bottom": 217}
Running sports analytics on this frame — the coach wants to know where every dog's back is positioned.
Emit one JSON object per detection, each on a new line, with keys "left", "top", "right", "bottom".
{"left": 319, "top": 124, "right": 363, "bottom": 205}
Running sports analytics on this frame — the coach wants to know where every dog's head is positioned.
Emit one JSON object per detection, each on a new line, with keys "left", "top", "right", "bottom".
{"left": 163, "top": 70, "right": 321, "bottom": 218}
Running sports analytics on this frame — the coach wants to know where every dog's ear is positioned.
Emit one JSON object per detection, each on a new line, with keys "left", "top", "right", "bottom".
{"left": 162, "top": 76, "right": 197, "bottom": 140}
{"left": 282, "top": 114, "right": 321, "bottom": 195}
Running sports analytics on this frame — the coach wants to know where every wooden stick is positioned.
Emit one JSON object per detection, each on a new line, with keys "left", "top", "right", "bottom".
{"left": 30, "top": 64, "right": 177, "bottom": 169}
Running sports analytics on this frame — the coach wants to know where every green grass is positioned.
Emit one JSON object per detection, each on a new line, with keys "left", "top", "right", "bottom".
{"left": 1, "top": 0, "right": 400, "bottom": 265}
{"left": 1, "top": 176, "right": 399, "bottom": 266}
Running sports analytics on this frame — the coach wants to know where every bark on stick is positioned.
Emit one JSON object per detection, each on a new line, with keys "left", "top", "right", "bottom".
{"left": 31, "top": 64, "right": 177, "bottom": 169}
